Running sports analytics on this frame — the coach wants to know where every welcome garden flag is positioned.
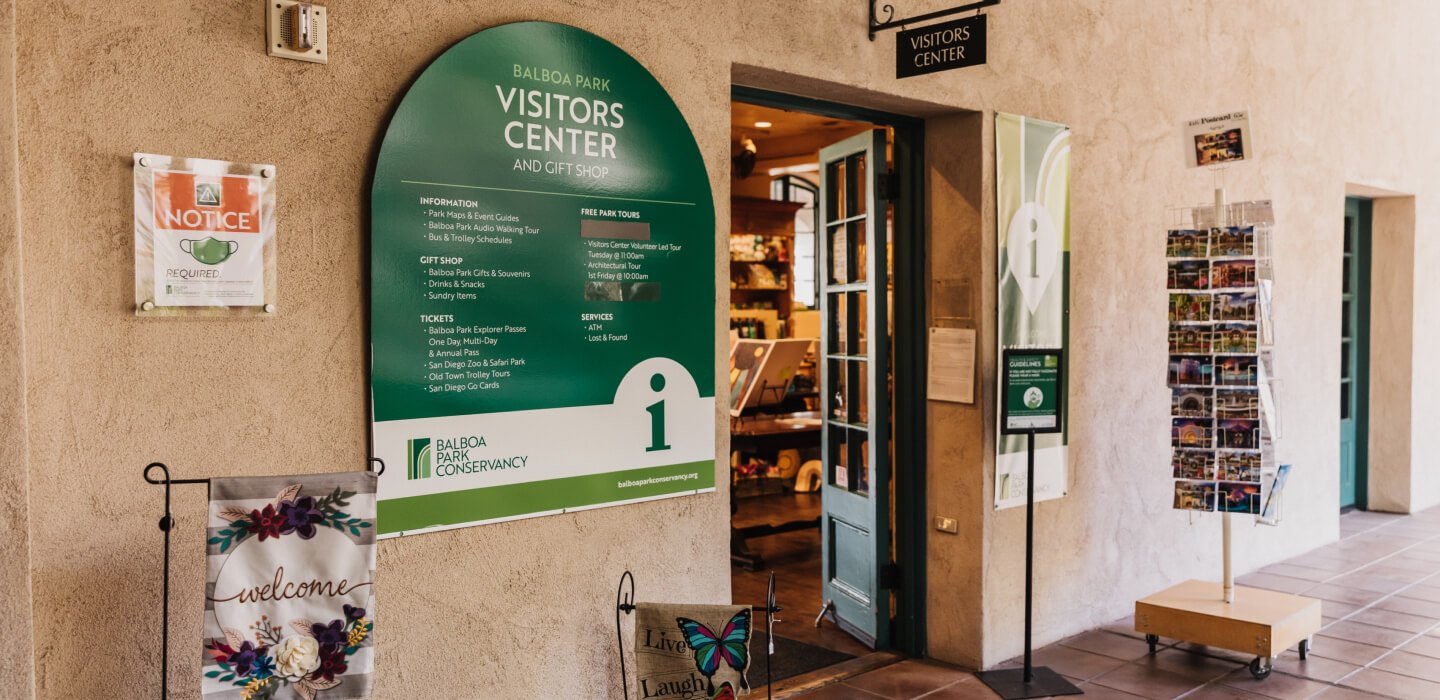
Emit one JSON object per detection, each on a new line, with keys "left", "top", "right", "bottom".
{"left": 203, "top": 472, "right": 377, "bottom": 699}
{"left": 634, "top": 603, "right": 752, "bottom": 699}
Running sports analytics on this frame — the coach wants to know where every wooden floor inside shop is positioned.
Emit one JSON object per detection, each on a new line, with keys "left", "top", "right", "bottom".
{"left": 732, "top": 491, "right": 871, "bottom": 658}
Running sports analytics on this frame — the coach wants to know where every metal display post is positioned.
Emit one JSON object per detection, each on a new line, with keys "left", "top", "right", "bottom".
{"left": 976, "top": 349, "right": 1081, "bottom": 699}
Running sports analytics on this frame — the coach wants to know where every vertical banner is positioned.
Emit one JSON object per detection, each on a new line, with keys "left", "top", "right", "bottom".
{"left": 995, "top": 113, "right": 1071, "bottom": 509}
{"left": 369, "top": 22, "right": 716, "bottom": 536}
{"left": 203, "top": 472, "right": 377, "bottom": 699}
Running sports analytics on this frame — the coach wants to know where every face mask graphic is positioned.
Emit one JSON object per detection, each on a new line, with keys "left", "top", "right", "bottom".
{"left": 180, "top": 237, "right": 239, "bottom": 265}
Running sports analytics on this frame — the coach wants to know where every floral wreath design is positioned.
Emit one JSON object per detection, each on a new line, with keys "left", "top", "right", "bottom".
{"left": 205, "top": 484, "right": 374, "bottom": 700}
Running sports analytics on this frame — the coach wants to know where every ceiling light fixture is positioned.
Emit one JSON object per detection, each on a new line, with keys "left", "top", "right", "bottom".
{"left": 754, "top": 121, "right": 772, "bottom": 128}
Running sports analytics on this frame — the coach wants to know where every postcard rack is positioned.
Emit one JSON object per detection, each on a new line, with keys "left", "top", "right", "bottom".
{"left": 142, "top": 458, "right": 385, "bottom": 700}
{"left": 616, "top": 570, "right": 782, "bottom": 700}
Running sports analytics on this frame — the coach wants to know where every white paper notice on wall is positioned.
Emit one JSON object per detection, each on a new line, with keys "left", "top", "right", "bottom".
{"left": 1182, "top": 110, "right": 1252, "bottom": 168}
{"left": 927, "top": 327, "right": 976, "bottom": 404}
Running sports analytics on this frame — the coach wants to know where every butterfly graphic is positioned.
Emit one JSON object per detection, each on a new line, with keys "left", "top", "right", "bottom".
{"left": 709, "top": 682, "right": 737, "bottom": 700}
{"left": 676, "top": 609, "right": 752, "bottom": 694}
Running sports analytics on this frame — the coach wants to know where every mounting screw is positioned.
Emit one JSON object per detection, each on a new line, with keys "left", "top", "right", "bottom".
{"left": 141, "top": 300, "right": 155, "bottom": 311}
{"left": 158, "top": 515, "right": 174, "bottom": 531}
{"left": 139, "top": 156, "right": 152, "bottom": 167}
{"left": 264, "top": 303, "right": 276, "bottom": 313}
{"left": 261, "top": 167, "right": 274, "bottom": 178}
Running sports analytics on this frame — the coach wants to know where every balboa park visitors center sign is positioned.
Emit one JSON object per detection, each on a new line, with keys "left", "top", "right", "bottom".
{"left": 370, "top": 22, "right": 716, "bottom": 536}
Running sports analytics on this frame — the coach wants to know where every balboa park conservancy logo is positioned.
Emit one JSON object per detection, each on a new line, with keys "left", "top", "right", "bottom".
{"left": 406, "top": 435, "right": 528, "bottom": 480}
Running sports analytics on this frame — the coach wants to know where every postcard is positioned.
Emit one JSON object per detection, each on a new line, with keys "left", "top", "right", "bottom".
{"left": 1168, "top": 260, "right": 1210, "bottom": 291}
{"left": 1214, "top": 355, "right": 1257, "bottom": 386}
{"left": 1218, "top": 418, "right": 1259, "bottom": 449}
{"left": 1214, "top": 291, "right": 1256, "bottom": 322}
{"left": 1172, "top": 387, "right": 1213, "bottom": 417}
{"left": 1170, "top": 293, "right": 1212, "bottom": 323}
{"left": 1211, "top": 226, "right": 1255, "bottom": 256}
{"left": 1173, "top": 418, "right": 1213, "bottom": 449}
{"left": 1218, "top": 481, "right": 1262, "bottom": 514}
{"left": 1170, "top": 324, "right": 1212, "bottom": 354}
{"left": 1173, "top": 449, "right": 1214, "bottom": 481}
{"left": 1168, "top": 355, "right": 1213, "bottom": 387}
{"left": 1260, "top": 464, "right": 1292, "bottom": 521}
{"left": 1217, "top": 451, "right": 1261, "bottom": 482}
{"left": 1174, "top": 480, "right": 1217, "bottom": 512}
{"left": 1211, "top": 259, "right": 1256, "bottom": 289}
{"left": 1167, "top": 229, "right": 1208, "bottom": 258}
{"left": 1215, "top": 388, "right": 1259, "bottom": 419}
{"left": 1214, "top": 323, "right": 1257, "bottom": 353}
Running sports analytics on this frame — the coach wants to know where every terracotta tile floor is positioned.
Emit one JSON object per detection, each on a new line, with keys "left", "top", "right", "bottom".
{"left": 793, "top": 506, "right": 1440, "bottom": 699}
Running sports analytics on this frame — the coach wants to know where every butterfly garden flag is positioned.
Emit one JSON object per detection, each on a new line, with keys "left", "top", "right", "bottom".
{"left": 634, "top": 603, "right": 752, "bottom": 699}
{"left": 203, "top": 472, "right": 377, "bottom": 699}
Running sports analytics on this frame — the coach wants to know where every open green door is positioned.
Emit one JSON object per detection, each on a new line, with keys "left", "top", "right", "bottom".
{"left": 1340, "top": 197, "right": 1371, "bottom": 510}
{"left": 818, "top": 129, "right": 891, "bottom": 648}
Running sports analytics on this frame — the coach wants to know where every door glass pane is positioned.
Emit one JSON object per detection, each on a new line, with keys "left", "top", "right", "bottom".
{"left": 829, "top": 292, "right": 847, "bottom": 354}
{"left": 1342, "top": 307, "right": 1351, "bottom": 338}
{"left": 1343, "top": 217, "right": 1353, "bottom": 254}
{"left": 1343, "top": 259, "right": 1352, "bottom": 295}
{"left": 854, "top": 291, "right": 868, "bottom": 355}
{"left": 829, "top": 224, "right": 848, "bottom": 284}
{"left": 1341, "top": 340, "right": 1350, "bottom": 378}
{"left": 1341, "top": 381, "right": 1351, "bottom": 420}
{"left": 851, "top": 154, "right": 867, "bottom": 217}
{"left": 854, "top": 436, "right": 870, "bottom": 495}
{"left": 850, "top": 219, "right": 868, "bottom": 284}
{"left": 856, "top": 360, "right": 870, "bottom": 426}
{"left": 828, "top": 161, "right": 846, "bottom": 223}
{"left": 829, "top": 428, "right": 849, "bottom": 488}
{"left": 828, "top": 358, "right": 848, "bottom": 421}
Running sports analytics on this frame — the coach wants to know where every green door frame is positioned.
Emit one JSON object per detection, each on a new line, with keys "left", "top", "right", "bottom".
{"left": 1340, "top": 197, "right": 1371, "bottom": 510}
{"left": 731, "top": 85, "right": 928, "bottom": 657}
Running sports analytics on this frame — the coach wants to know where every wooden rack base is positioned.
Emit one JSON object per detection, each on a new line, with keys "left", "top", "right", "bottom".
{"left": 1136, "top": 579, "right": 1321, "bottom": 680}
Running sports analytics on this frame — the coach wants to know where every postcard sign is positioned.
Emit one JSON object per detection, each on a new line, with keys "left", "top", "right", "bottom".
{"left": 1183, "top": 110, "right": 1252, "bottom": 168}
{"left": 1001, "top": 349, "right": 1063, "bottom": 434}
{"left": 896, "top": 14, "right": 987, "bottom": 78}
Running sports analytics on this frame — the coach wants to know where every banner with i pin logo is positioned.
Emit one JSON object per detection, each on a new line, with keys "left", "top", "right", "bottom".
{"left": 368, "top": 22, "right": 716, "bottom": 537}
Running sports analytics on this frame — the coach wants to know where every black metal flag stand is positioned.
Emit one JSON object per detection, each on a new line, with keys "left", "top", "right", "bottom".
{"left": 974, "top": 431, "right": 1083, "bottom": 699}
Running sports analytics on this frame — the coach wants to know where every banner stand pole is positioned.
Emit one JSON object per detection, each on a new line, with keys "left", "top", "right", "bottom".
{"left": 1215, "top": 180, "right": 1236, "bottom": 606}
{"left": 975, "top": 431, "right": 1082, "bottom": 698}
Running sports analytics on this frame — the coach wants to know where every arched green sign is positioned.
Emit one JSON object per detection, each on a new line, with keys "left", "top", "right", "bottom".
{"left": 370, "top": 22, "right": 715, "bottom": 536}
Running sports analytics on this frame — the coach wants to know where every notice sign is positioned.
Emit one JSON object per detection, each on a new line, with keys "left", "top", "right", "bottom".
{"left": 134, "top": 153, "right": 276, "bottom": 314}
{"left": 1001, "top": 349, "right": 1063, "bottom": 434}
{"left": 896, "top": 15, "right": 987, "bottom": 78}
{"left": 1183, "top": 110, "right": 1252, "bottom": 167}
{"left": 370, "top": 22, "right": 716, "bottom": 536}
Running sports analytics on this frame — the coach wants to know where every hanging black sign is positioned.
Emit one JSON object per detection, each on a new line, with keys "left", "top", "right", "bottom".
{"left": 895, "top": 14, "right": 987, "bottom": 78}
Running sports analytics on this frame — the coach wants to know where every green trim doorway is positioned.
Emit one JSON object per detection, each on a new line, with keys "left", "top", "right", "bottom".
{"left": 1340, "top": 197, "right": 1371, "bottom": 510}
{"left": 731, "top": 85, "right": 928, "bottom": 657}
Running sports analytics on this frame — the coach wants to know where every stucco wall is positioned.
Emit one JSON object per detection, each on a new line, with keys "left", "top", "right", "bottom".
{"left": 0, "top": 0, "right": 36, "bottom": 697}
{"left": 8, "top": 0, "right": 1440, "bottom": 695}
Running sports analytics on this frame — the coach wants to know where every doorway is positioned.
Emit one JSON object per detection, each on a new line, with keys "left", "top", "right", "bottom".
{"left": 726, "top": 87, "right": 926, "bottom": 682}
{"left": 1340, "top": 197, "right": 1371, "bottom": 510}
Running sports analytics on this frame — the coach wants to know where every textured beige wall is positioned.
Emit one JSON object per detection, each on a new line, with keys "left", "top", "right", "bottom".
{"left": 1367, "top": 196, "right": 1414, "bottom": 513}
{"left": 10, "top": 0, "right": 1440, "bottom": 695}
{"left": 0, "top": 0, "right": 36, "bottom": 697}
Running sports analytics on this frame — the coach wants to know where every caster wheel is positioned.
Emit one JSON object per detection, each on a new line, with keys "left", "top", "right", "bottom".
{"left": 1146, "top": 634, "right": 1159, "bottom": 655}
{"left": 1249, "top": 656, "right": 1272, "bottom": 680}
{"left": 1299, "top": 638, "right": 1311, "bottom": 660}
